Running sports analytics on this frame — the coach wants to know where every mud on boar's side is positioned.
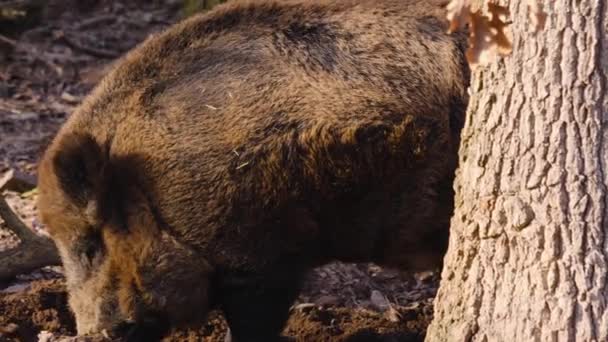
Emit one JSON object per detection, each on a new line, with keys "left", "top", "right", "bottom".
{"left": 36, "top": 0, "right": 470, "bottom": 341}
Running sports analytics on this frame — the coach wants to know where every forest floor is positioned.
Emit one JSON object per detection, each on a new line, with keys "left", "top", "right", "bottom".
{"left": 0, "top": 1, "right": 440, "bottom": 341}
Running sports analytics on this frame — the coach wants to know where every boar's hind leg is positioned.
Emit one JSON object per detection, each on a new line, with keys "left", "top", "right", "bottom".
{"left": 219, "top": 270, "right": 303, "bottom": 342}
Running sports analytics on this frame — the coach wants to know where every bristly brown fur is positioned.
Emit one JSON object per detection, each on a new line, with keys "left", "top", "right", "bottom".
{"left": 36, "top": 0, "right": 470, "bottom": 341}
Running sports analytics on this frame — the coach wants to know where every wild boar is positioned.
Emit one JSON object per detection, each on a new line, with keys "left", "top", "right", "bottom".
{"left": 36, "top": 0, "right": 469, "bottom": 341}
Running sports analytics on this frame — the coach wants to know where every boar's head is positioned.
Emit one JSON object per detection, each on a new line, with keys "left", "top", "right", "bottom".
{"left": 37, "top": 132, "right": 212, "bottom": 339}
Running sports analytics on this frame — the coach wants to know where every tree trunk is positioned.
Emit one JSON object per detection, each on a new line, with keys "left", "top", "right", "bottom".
{"left": 426, "top": 0, "right": 608, "bottom": 341}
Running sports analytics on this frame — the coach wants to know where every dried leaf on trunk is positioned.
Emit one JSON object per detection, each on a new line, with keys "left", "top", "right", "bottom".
{"left": 446, "top": 1, "right": 513, "bottom": 69}
{"left": 446, "top": 0, "right": 470, "bottom": 33}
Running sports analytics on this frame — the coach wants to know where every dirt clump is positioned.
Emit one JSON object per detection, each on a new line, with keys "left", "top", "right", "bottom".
{"left": 0, "top": 279, "right": 75, "bottom": 342}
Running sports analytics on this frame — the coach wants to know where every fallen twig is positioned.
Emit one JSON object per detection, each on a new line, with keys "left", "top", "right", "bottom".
{"left": 0, "top": 33, "right": 17, "bottom": 47}
{"left": 55, "top": 31, "right": 120, "bottom": 59}
{"left": 0, "top": 196, "right": 60, "bottom": 280}
{"left": 0, "top": 169, "right": 36, "bottom": 193}
{"left": 74, "top": 15, "right": 116, "bottom": 31}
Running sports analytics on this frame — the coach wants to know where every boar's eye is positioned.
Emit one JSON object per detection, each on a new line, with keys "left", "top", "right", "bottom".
{"left": 74, "top": 229, "right": 105, "bottom": 267}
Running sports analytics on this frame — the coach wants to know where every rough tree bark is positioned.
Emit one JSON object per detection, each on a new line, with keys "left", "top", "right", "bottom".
{"left": 427, "top": 0, "right": 608, "bottom": 341}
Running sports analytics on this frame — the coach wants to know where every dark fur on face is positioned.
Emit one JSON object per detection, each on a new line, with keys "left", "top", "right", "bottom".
{"left": 37, "top": 0, "right": 469, "bottom": 341}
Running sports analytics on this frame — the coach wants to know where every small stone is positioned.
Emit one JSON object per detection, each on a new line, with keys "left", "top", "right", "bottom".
{"left": 370, "top": 290, "right": 390, "bottom": 311}
{"left": 37, "top": 330, "right": 57, "bottom": 342}
{"left": 316, "top": 295, "right": 340, "bottom": 307}
{"left": 142, "top": 13, "right": 154, "bottom": 23}
{"left": 415, "top": 270, "right": 435, "bottom": 284}
{"left": 358, "top": 299, "right": 372, "bottom": 309}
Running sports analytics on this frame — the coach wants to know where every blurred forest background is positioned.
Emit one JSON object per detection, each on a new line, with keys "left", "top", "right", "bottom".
{"left": 0, "top": 0, "right": 226, "bottom": 31}
{"left": 0, "top": 0, "right": 229, "bottom": 174}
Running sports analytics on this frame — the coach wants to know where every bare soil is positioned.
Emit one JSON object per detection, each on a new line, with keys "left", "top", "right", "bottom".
{"left": 0, "top": 1, "right": 440, "bottom": 341}
{"left": 0, "top": 278, "right": 432, "bottom": 342}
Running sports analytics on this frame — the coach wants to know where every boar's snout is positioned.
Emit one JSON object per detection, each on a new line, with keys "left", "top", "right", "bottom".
{"left": 58, "top": 231, "right": 212, "bottom": 340}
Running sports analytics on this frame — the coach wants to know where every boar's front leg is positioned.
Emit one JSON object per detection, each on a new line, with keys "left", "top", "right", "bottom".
{"left": 218, "top": 269, "right": 304, "bottom": 342}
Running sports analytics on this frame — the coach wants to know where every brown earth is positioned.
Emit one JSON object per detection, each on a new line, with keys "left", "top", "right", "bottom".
{"left": 0, "top": 1, "right": 440, "bottom": 341}
{"left": 0, "top": 278, "right": 432, "bottom": 342}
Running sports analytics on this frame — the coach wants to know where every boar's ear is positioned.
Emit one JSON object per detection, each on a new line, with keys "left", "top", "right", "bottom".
{"left": 51, "top": 132, "right": 105, "bottom": 205}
